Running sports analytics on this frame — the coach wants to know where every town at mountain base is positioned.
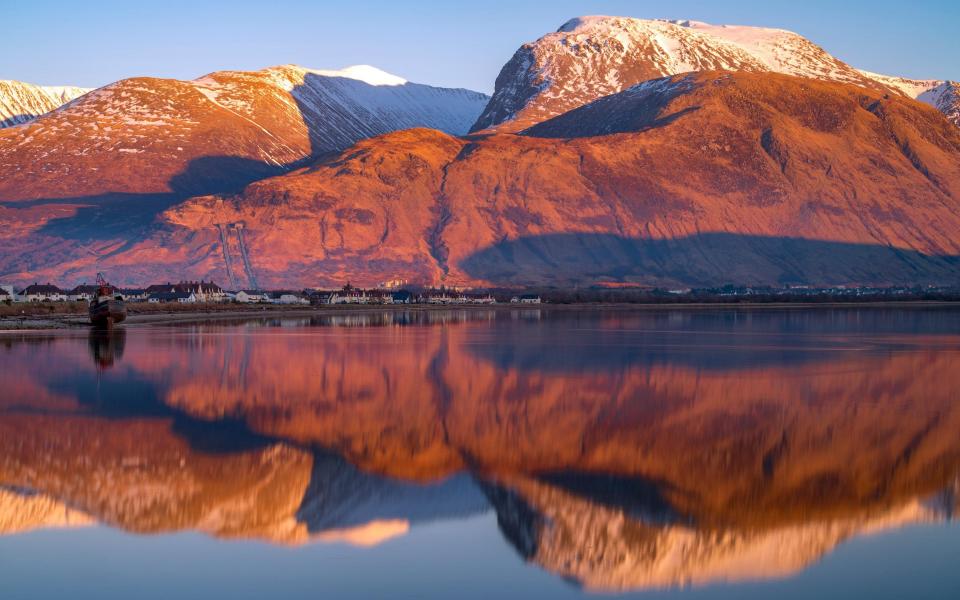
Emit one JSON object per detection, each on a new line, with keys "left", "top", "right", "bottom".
{"left": 0, "top": 17, "right": 958, "bottom": 289}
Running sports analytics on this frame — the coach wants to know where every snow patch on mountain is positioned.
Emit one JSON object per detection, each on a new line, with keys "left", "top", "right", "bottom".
{"left": 855, "top": 69, "right": 940, "bottom": 98}
{"left": 310, "top": 65, "right": 408, "bottom": 86}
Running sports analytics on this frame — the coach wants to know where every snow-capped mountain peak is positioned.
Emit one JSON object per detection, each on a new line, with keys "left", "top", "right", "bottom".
{"left": 472, "top": 16, "right": 957, "bottom": 132}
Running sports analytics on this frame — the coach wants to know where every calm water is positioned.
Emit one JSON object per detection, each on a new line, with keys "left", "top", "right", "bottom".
{"left": 1, "top": 307, "right": 959, "bottom": 599}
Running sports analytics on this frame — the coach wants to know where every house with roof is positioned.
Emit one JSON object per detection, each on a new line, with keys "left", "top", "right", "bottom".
{"left": 235, "top": 290, "right": 268, "bottom": 303}
{"left": 511, "top": 294, "right": 542, "bottom": 304}
{"left": 145, "top": 283, "right": 179, "bottom": 295}
{"left": 307, "top": 291, "right": 334, "bottom": 305}
{"left": 147, "top": 291, "right": 197, "bottom": 304}
{"left": 120, "top": 289, "right": 149, "bottom": 302}
{"left": 323, "top": 284, "right": 382, "bottom": 304}
{"left": 68, "top": 284, "right": 99, "bottom": 302}
{"left": 465, "top": 294, "right": 496, "bottom": 304}
{"left": 145, "top": 281, "right": 225, "bottom": 302}
{"left": 20, "top": 283, "right": 67, "bottom": 302}
{"left": 268, "top": 291, "right": 309, "bottom": 305}
{"left": 178, "top": 280, "right": 225, "bottom": 302}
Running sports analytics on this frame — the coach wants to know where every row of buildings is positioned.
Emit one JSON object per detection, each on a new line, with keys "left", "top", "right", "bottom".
{"left": 0, "top": 281, "right": 229, "bottom": 304}
{"left": 0, "top": 281, "right": 542, "bottom": 306}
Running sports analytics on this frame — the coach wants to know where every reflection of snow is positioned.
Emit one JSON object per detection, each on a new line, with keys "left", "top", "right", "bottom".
{"left": 496, "top": 474, "right": 955, "bottom": 592}
{"left": 0, "top": 487, "right": 95, "bottom": 535}
{"left": 314, "top": 519, "right": 410, "bottom": 546}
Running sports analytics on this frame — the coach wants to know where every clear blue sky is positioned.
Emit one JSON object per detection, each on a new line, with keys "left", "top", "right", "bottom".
{"left": 3, "top": 0, "right": 957, "bottom": 92}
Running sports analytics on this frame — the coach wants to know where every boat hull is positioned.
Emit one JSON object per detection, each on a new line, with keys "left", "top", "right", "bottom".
{"left": 89, "top": 299, "right": 127, "bottom": 326}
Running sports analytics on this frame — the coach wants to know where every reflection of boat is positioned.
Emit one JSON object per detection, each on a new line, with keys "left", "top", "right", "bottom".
{"left": 87, "top": 327, "right": 126, "bottom": 369}
{"left": 88, "top": 272, "right": 126, "bottom": 327}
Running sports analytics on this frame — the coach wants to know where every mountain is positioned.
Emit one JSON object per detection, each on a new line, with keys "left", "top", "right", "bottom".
{"left": 0, "top": 64, "right": 488, "bottom": 202}
{"left": 472, "top": 16, "right": 958, "bottom": 132}
{"left": 2, "top": 19, "right": 958, "bottom": 288}
{"left": 0, "top": 80, "right": 90, "bottom": 128}
{"left": 13, "top": 70, "right": 957, "bottom": 288}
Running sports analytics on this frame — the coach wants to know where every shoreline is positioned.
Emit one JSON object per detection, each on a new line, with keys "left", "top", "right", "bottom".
{"left": 1, "top": 300, "right": 959, "bottom": 332}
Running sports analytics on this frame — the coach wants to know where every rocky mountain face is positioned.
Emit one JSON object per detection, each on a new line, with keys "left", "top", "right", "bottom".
{"left": 920, "top": 81, "right": 960, "bottom": 125}
{"left": 8, "top": 70, "right": 956, "bottom": 288}
{"left": 0, "top": 65, "right": 488, "bottom": 287}
{"left": 0, "top": 64, "right": 487, "bottom": 203}
{"left": 472, "top": 16, "right": 959, "bottom": 132}
{"left": 0, "top": 65, "right": 487, "bottom": 201}
{"left": 0, "top": 80, "right": 89, "bottom": 127}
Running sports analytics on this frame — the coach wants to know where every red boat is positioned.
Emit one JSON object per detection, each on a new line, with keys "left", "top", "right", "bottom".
{"left": 89, "top": 273, "right": 127, "bottom": 327}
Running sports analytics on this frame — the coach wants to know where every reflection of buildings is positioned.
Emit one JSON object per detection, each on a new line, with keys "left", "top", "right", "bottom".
{"left": 1, "top": 310, "right": 959, "bottom": 590}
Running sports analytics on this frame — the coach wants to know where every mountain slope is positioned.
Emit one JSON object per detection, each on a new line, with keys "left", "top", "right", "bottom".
{"left": 171, "top": 72, "right": 960, "bottom": 288}
{"left": 0, "top": 64, "right": 488, "bottom": 202}
{"left": 472, "top": 16, "right": 957, "bottom": 132}
{"left": 0, "top": 80, "right": 90, "bottom": 128}
{"left": 5, "top": 71, "right": 958, "bottom": 288}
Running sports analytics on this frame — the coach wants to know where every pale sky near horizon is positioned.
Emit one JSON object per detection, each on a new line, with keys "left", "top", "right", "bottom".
{"left": 3, "top": 0, "right": 957, "bottom": 93}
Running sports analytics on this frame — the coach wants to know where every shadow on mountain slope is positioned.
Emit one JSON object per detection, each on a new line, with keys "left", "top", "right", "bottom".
{"left": 522, "top": 83, "right": 700, "bottom": 138}
{"left": 458, "top": 231, "right": 960, "bottom": 287}
{"left": 0, "top": 114, "right": 39, "bottom": 128}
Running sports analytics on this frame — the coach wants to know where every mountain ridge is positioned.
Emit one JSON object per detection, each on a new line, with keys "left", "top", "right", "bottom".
{"left": 472, "top": 16, "right": 959, "bottom": 132}
{"left": 0, "top": 64, "right": 488, "bottom": 202}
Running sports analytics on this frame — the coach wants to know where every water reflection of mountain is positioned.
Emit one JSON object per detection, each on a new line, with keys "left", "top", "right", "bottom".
{"left": 485, "top": 474, "right": 958, "bottom": 591}
{"left": 1, "top": 309, "right": 959, "bottom": 591}
{"left": 0, "top": 411, "right": 487, "bottom": 545}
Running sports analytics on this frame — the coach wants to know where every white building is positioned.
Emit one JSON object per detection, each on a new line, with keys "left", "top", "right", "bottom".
{"left": 275, "top": 293, "right": 309, "bottom": 305}
{"left": 20, "top": 284, "right": 68, "bottom": 302}
{"left": 148, "top": 292, "right": 197, "bottom": 304}
{"left": 235, "top": 290, "right": 268, "bottom": 303}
